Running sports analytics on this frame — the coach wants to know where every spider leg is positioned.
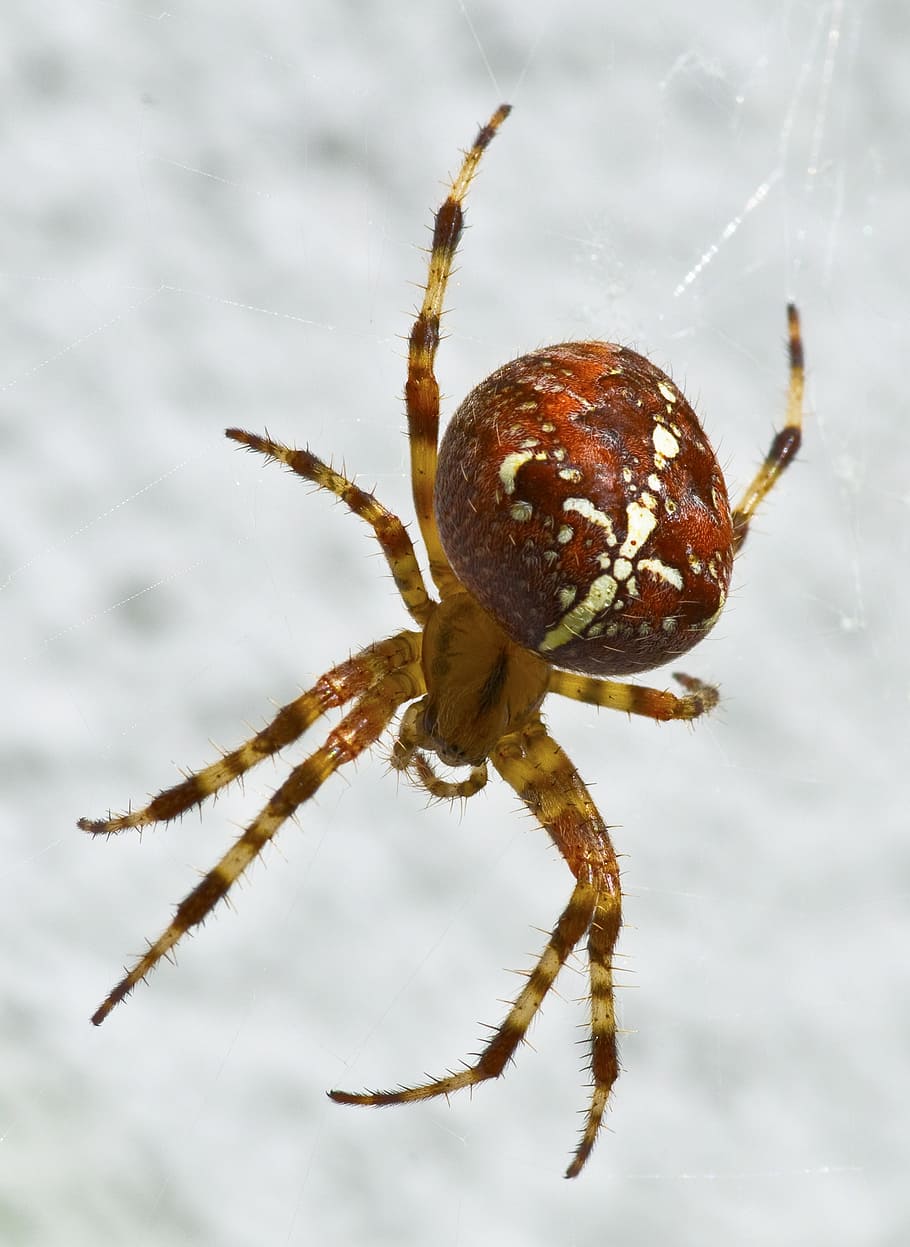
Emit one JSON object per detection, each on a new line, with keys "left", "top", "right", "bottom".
{"left": 330, "top": 715, "right": 620, "bottom": 1180}
{"left": 90, "top": 660, "right": 424, "bottom": 1025}
{"left": 226, "top": 428, "right": 433, "bottom": 625}
{"left": 549, "top": 669, "right": 718, "bottom": 722}
{"left": 732, "top": 303, "right": 804, "bottom": 552}
{"left": 79, "top": 633, "right": 420, "bottom": 835}
{"left": 406, "top": 104, "right": 511, "bottom": 597}
{"left": 497, "top": 718, "right": 621, "bottom": 1179}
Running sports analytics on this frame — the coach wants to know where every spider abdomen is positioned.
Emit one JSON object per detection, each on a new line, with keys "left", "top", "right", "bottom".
{"left": 436, "top": 342, "right": 735, "bottom": 677}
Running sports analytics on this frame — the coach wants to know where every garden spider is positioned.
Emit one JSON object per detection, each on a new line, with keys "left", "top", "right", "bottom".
{"left": 81, "top": 103, "right": 804, "bottom": 1179}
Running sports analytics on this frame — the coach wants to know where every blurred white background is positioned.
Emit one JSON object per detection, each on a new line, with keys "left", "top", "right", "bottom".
{"left": 3, "top": 2, "right": 907, "bottom": 1244}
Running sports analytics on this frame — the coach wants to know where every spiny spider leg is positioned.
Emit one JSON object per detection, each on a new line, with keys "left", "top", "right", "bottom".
{"left": 330, "top": 715, "right": 621, "bottom": 1180}
{"left": 732, "top": 303, "right": 804, "bottom": 550}
{"left": 550, "top": 669, "right": 718, "bottom": 721}
{"left": 499, "top": 717, "right": 621, "bottom": 1180}
{"left": 405, "top": 103, "right": 511, "bottom": 597}
{"left": 227, "top": 428, "right": 433, "bottom": 625}
{"left": 79, "top": 633, "right": 419, "bottom": 836}
{"left": 89, "top": 660, "right": 423, "bottom": 1025}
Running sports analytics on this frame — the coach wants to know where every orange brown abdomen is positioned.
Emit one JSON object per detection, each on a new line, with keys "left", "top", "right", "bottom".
{"left": 435, "top": 342, "right": 734, "bottom": 677}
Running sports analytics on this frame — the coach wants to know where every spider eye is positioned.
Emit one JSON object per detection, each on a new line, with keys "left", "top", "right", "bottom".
{"left": 435, "top": 342, "right": 734, "bottom": 677}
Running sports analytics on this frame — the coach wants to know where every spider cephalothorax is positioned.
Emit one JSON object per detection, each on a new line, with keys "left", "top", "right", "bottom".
{"left": 80, "top": 105, "right": 803, "bottom": 1179}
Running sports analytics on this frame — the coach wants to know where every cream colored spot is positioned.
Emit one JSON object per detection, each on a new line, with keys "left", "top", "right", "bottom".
{"left": 648, "top": 473, "right": 662, "bottom": 492}
{"left": 539, "top": 573, "right": 619, "bottom": 653}
{"left": 638, "top": 557, "right": 684, "bottom": 590}
{"left": 557, "top": 524, "right": 574, "bottom": 544}
{"left": 658, "top": 380, "right": 678, "bottom": 404}
{"left": 558, "top": 585, "right": 577, "bottom": 610}
{"left": 563, "top": 497, "right": 617, "bottom": 545}
{"left": 564, "top": 387, "right": 594, "bottom": 409}
{"left": 652, "top": 423, "right": 680, "bottom": 460}
{"left": 498, "top": 451, "right": 534, "bottom": 495}
{"left": 509, "top": 501, "right": 533, "bottom": 522}
{"left": 499, "top": 447, "right": 549, "bottom": 495}
{"left": 613, "top": 557, "right": 633, "bottom": 581}
{"left": 618, "top": 501, "right": 657, "bottom": 559}
{"left": 695, "top": 586, "right": 727, "bottom": 632}
{"left": 558, "top": 466, "right": 581, "bottom": 482}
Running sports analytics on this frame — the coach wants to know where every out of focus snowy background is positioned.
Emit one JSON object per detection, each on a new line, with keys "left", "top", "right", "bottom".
{"left": 4, "top": 3, "right": 907, "bottom": 1244}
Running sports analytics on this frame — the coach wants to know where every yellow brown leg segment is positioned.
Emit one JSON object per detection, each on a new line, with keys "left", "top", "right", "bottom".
{"left": 331, "top": 715, "right": 622, "bottom": 1179}
{"left": 329, "top": 876, "right": 596, "bottom": 1102}
{"left": 495, "top": 718, "right": 623, "bottom": 1178}
{"left": 79, "top": 633, "right": 421, "bottom": 835}
{"left": 732, "top": 304, "right": 804, "bottom": 551}
{"left": 405, "top": 105, "right": 511, "bottom": 597}
{"left": 227, "top": 428, "right": 433, "bottom": 624}
{"left": 566, "top": 891, "right": 622, "bottom": 1178}
{"left": 89, "top": 662, "right": 424, "bottom": 1025}
{"left": 550, "top": 669, "right": 718, "bottom": 722}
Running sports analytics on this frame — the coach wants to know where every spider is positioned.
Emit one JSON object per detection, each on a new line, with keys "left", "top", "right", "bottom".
{"left": 80, "top": 103, "right": 804, "bottom": 1179}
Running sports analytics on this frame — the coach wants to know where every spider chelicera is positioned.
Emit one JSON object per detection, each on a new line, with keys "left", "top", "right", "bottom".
{"left": 81, "top": 104, "right": 804, "bottom": 1178}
